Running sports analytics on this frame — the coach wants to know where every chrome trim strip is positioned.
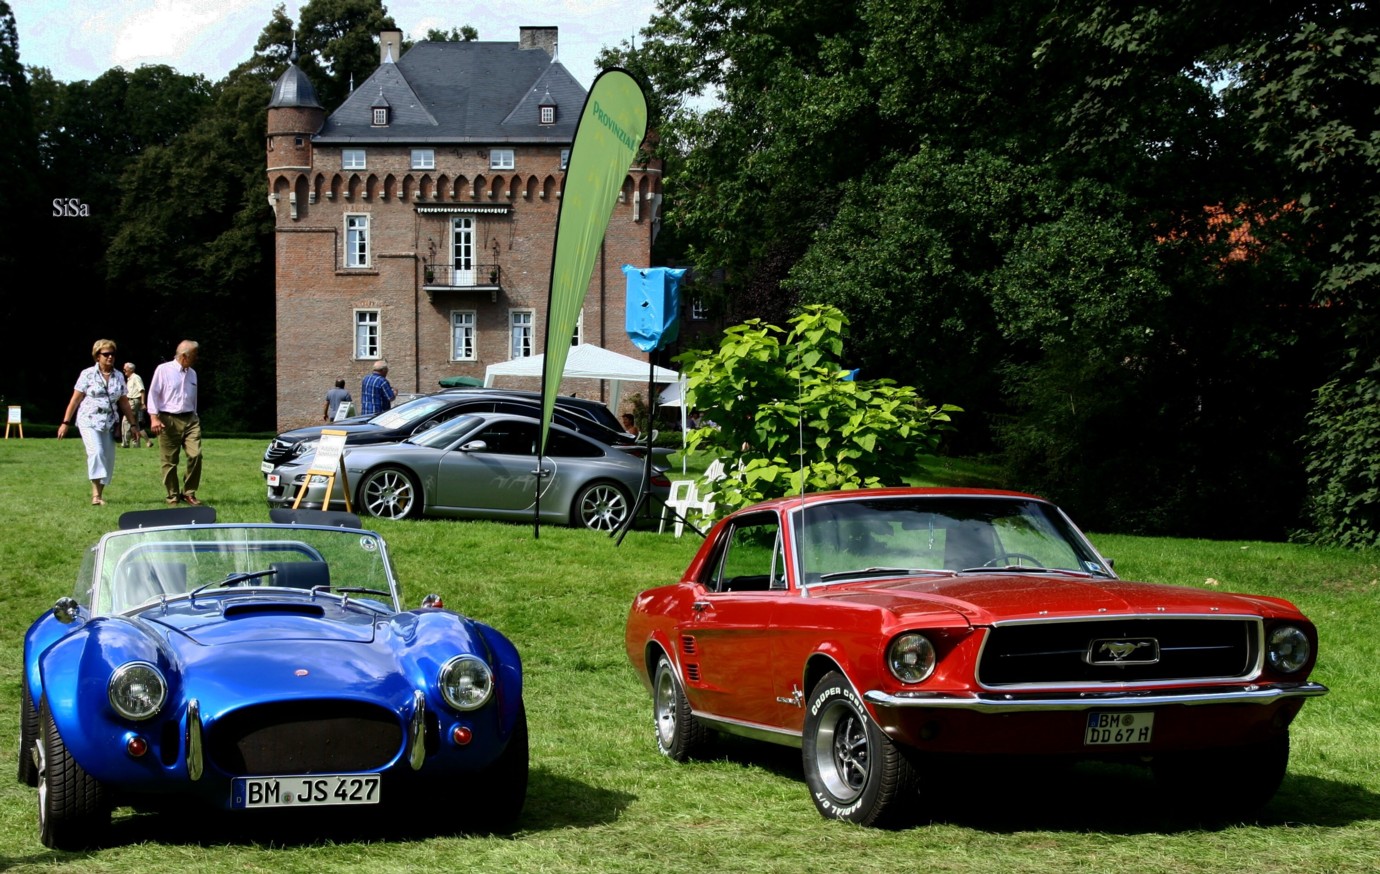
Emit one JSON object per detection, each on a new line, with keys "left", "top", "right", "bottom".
{"left": 408, "top": 690, "right": 427, "bottom": 770}
{"left": 186, "top": 699, "right": 203, "bottom": 781}
{"left": 694, "top": 712, "right": 802, "bottom": 747}
{"left": 864, "top": 681, "right": 1328, "bottom": 712}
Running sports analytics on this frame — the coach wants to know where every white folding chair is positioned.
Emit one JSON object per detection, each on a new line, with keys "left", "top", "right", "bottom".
{"left": 704, "top": 458, "right": 727, "bottom": 482}
{"left": 659, "top": 480, "right": 700, "bottom": 536}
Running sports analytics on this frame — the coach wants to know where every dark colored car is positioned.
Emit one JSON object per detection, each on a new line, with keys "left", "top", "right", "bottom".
{"left": 625, "top": 487, "right": 1328, "bottom": 826}
{"left": 19, "top": 509, "right": 527, "bottom": 849}
{"left": 261, "top": 389, "right": 632, "bottom": 470}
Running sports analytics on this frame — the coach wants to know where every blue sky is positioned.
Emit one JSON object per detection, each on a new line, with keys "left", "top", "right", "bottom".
{"left": 13, "top": 0, "right": 657, "bottom": 88}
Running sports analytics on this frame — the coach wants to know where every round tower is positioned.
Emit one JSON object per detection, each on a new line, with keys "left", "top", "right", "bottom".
{"left": 267, "top": 49, "right": 325, "bottom": 221}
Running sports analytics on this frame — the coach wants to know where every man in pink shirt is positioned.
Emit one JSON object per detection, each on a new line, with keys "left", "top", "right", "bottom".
{"left": 146, "top": 340, "right": 203, "bottom": 505}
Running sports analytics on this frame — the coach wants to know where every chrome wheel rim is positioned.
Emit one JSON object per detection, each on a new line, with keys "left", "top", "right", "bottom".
{"left": 654, "top": 666, "right": 677, "bottom": 750}
{"left": 812, "top": 699, "right": 869, "bottom": 802}
{"left": 35, "top": 731, "right": 48, "bottom": 829}
{"left": 579, "top": 484, "right": 628, "bottom": 531}
{"left": 362, "top": 471, "right": 414, "bottom": 518}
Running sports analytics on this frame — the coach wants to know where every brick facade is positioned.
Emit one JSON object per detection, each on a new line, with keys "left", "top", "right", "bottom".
{"left": 266, "top": 30, "right": 659, "bottom": 432}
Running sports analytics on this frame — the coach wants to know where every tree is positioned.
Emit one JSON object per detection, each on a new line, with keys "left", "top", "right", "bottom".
{"left": 679, "top": 305, "right": 959, "bottom": 514}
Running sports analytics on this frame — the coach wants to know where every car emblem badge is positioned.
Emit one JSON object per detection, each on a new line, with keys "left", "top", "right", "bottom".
{"left": 1085, "top": 638, "right": 1160, "bottom": 665}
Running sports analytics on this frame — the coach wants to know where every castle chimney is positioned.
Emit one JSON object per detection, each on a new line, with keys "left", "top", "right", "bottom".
{"left": 518, "top": 26, "right": 558, "bottom": 58}
{"left": 379, "top": 29, "right": 402, "bottom": 65}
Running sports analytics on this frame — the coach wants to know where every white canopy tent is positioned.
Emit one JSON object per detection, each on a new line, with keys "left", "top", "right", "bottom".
{"left": 483, "top": 343, "right": 679, "bottom": 416}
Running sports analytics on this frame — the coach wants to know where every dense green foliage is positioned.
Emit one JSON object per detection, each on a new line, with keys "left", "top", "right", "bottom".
{"left": 601, "top": 0, "right": 1377, "bottom": 542}
{"left": 1, "top": 439, "right": 1378, "bottom": 869}
{"left": 678, "top": 306, "right": 958, "bottom": 513}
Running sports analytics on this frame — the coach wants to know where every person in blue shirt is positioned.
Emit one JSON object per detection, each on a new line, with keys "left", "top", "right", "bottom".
{"left": 360, "top": 361, "right": 396, "bottom": 416}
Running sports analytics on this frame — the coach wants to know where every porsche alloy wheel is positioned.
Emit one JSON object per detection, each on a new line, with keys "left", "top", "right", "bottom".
{"left": 653, "top": 655, "right": 708, "bottom": 761}
{"left": 574, "top": 482, "right": 631, "bottom": 532}
{"left": 17, "top": 673, "right": 38, "bottom": 787}
{"left": 802, "top": 672, "right": 915, "bottom": 827}
{"left": 37, "top": 700, "right": 110, "bottom": 850}
{"left": 359, "top": 467, "right": 421, "bottom": 520}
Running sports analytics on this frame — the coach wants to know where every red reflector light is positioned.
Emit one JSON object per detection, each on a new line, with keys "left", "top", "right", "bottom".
{"left": 452, "top": 726, "right": 473, "bottom": 746}
{"left": 126, "top": 736, "right": 148, "bottom": 757}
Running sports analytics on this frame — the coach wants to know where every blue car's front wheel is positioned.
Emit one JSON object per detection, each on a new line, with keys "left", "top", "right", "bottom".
{"left": 37, "top": 700, "right": 110, "bottom": 850}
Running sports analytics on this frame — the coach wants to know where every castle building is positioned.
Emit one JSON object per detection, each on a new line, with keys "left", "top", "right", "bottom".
{"left": 265, "top": 27, "right": 660, "bottom": 430}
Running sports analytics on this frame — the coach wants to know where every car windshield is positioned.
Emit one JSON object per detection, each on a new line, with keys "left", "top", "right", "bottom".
{"left": 369, "top": 396, "right": 451, "bottom": 429}
{"left": 405, "top": 414, "right": 482, "bottom": 448}
{"left": 80, "top": 524, "right": 401, "bottom": 615}
{"left": 790, "top": 495, "right": 1110, "bottom": 585}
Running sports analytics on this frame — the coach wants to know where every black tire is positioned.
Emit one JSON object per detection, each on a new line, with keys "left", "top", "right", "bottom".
{"left": 477, "top": 704, "right": 529, "bottom": 832}
{"left": 1152, "top": 731, "right": 1290, "bottom": 822}
{"left": 653, "top": 655, "right": 709, "bottom": 761}
{"left": 17, "top": 672, "right": 39, "bottom": 787}
{"left": 572, "top": 481, "right": 631, "bottom": 532}
{"left": 37, "top": 699, "right": 110, "bottom": 850}
{"left": 802, "top": 671, "right": 916, "bottom": 827}
{"left": 358, "top": 467, "right": 422, "bottom": 520}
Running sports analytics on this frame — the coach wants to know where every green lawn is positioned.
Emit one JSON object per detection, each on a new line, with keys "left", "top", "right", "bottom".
{"left": 0, "top": 438, "right": 1376, "bottom": 872}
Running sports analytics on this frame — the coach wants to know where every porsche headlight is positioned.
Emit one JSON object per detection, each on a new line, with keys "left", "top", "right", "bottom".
{"left": 438, "top": 655, "right": 494, "bottom": 711}
{"left": 1266, "top": 625, "right": 1311, "bottom": 674}
{"left": 108, "top": 662, "right": 167, "bottom": 720}
{"left": 887, "top": 632, "right": 937, "bottom": 684}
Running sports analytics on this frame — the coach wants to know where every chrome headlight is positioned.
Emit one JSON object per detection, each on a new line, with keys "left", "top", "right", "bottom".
{"left": 438, "top": 655, "right": 494, "bottom": 711}
{"left": 887, "top": 632, "right": 937, "bottom": 684}
{"left": 292, "top": 439, "right": 318, "bottom": 458}
{"left": 108, "top": 662, "right": 168, "bottom": 720}
{"left": 1266, "top": 625, "right": 1311, "bottom": 674}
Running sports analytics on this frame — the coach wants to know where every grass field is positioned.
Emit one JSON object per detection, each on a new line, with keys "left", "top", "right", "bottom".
{"left": 0, "top": 437, "right": 1376, "bottom": 872}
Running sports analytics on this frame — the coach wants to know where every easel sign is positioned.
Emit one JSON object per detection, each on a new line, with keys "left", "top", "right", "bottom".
{"left": 333, "top": 400, "right": 353, "bottom": 422}
{"left": 291, "top": 429, "right": 352, "bottom": 511}
{"left": 5, "top": 406, "right": 21, "bottom": 439}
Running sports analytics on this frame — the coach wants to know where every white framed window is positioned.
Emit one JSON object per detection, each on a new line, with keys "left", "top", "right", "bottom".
{"left": 510, "top": 310, "right": 534, "bottom": 359}
{"left": 490, "top": 149, "right": 515, "bottom": 170}
{"left": 571, "top": 308, "right": 583, "bottom": 346}
{"left": 372, "top": 107, "right": 389, "bottom": 126}
{"left": 355, "top": 309, "right": 380, "bottom": 359}
{"left": 345, "top": 214, "right": 369, "bottom": 267}
{"left": 451, "top": 310, "right": 476, "bottom": 361}
{"left": 690, "top": 299, "right": 709, "bottom": 321}
{"left": 540, "top": 106, "right": 555, "bottom": 125}
{"left": 560, "top": 148, "right": 570, "bottom": 170}
{"left": 411, "top": 149, "right": 435, "bottom": 170}
{"left": 451, "top": 216, "right": 475, "bottom": 285}
{"left": 342, "top": 149, "right": 366, "bottom": 170}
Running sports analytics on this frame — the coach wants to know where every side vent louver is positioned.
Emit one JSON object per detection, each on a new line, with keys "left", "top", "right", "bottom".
{"left": 681, "top": 635, "right": 697, "bottom": 655}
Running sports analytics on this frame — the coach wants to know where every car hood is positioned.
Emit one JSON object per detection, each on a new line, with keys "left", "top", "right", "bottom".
{"left": 140, "top": 596, "right": 380, "bottom": 646}
{"left": 811, "top": 571, "right": 1298, "bottom": 625}
{"left": 278, "top": 422, "right": 389, "bottom": 443}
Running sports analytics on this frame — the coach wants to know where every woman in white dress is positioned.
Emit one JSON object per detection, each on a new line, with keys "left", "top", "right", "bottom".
{"left": 57, "top": 339, "right": 142, "bottom": 505}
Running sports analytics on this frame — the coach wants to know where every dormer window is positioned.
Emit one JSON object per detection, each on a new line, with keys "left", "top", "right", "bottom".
{"left": 372, "top": 106, "right": 389, "bottom": 126}
{"left": 540, "top": 105, "right": 555, "bottom": 125}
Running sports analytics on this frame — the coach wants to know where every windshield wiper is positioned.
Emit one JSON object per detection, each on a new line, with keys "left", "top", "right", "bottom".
{"left": 189, "top": 568, "right": 278, "bottom": 598}
{"left": 818, "top": 566, "right": 956, "bottom": 582}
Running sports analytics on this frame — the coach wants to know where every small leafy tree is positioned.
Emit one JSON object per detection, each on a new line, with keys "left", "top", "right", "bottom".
{"left": 679, "top": 305, "right": 960, "bottom": 515}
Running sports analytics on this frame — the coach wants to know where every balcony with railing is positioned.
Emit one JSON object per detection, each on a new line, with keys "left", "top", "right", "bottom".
{"left": 422, "top": 262, "right": 503, "bottom": 301}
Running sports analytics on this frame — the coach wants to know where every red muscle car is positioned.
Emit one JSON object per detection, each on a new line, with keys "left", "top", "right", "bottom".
{"left": 625, "top": 488, "right": 1327, "bottom": 826}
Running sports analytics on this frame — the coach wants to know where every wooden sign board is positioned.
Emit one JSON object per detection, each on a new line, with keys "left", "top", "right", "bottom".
{"left": 333, "top": 401, "right": 353, "bottom": 422}
{"left": 4, "top": 406, "right": 20, "bottom": 439}
{"left": 292, "top": 429, "right": 351, "bottom": 511}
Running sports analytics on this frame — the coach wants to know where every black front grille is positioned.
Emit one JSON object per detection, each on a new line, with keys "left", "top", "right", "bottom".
{"left": 263, "top": 439, "right": 298, "bottom": 465}
{"left": 979, "top": 617, "right": 1259, "bottom": 687}
{"left": 207, "top": 701, "right": 402, "bottom": 776}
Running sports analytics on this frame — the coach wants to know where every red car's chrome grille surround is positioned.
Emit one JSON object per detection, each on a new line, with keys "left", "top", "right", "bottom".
{"left": 977, "top": 616, "right": 1260, "bottom": 689}
{"left": 206, "top": 701, "right": 402, "bottom": 776}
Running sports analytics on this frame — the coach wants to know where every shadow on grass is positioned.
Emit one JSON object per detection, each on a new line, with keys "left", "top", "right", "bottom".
{"left": 685, "top": 736, "right": 1380, "bottom": 834}
{"left": 8, "top": 766, "right": 634, "bottom": 853}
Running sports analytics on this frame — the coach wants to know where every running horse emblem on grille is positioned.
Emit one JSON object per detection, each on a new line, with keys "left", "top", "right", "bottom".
{"left": 1086, "top": 638, "right": 1160, "bottom": 665}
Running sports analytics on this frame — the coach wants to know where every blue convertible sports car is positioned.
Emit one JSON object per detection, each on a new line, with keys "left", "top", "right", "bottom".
{"left": 18, "top": 508, "right": 526, "bottom": 850}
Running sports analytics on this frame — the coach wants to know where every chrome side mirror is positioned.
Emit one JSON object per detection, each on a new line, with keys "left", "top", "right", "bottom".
{"left": 52, "top": 596, "right": 80, "bottom": 624}
{"left": 459, "top": 440, "right": 487, "bottom": 452}
{"left": 420, "top": 593, "right": 444, "bottom": 609}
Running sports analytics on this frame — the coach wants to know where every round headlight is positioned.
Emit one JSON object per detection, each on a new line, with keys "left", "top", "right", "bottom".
{"left": 438, "top": 655, "right": 494, "bottom": 711}
{"left": 887, "top": 632, "right": 937, "bottom": 684}
{"left": 1267, "top": 625, "right": 1311, "bottom": 674}
{"left": 108, "top": 662, "right": 168, "bottom": 720}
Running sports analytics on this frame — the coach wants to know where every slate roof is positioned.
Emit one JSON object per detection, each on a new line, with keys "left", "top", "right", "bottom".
{"left": 267, "top": 62, "right": 323, "bottom": 110}
{"left": 315, "top": 40, "right": 586, "bottom": 145}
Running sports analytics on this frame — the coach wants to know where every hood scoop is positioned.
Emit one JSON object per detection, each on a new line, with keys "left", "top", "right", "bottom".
{"left": 222, "top": 601, "right": 327, "bottom": 619}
